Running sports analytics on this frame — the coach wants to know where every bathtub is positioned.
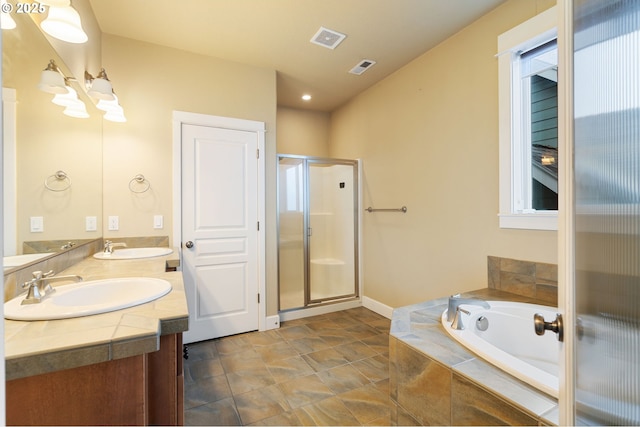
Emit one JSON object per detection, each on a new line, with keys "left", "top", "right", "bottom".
{"left": 441, "top": 300, "right": 560, "bottom": 398}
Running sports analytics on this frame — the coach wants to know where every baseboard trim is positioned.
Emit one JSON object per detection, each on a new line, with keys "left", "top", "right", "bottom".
{"left": 362, "top": 296, "right": 394, "bottom": 319}
{"left": 264, "top": 315, "right": 280, "bottom": 330}
{"left": 279, "top": 299, "right": 362, "bottom": 322}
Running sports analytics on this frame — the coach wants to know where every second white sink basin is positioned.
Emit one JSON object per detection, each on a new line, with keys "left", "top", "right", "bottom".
{"left": 93, "top": 247, "right": 173, "bottom": 260}
{"left": 4, "top": 277, "right": 172, "bottom": 321}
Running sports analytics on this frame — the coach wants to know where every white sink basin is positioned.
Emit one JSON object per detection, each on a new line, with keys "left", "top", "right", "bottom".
{"left": 3, "top": 253, "right": 55, "bottom": 270}
{"left": 4, "top": 277, "right": 172, "bottom": 321}
{"left": 93, "top": 247, "right": 173, "bottom": 260}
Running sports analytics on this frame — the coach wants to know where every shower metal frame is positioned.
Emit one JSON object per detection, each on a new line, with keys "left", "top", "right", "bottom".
{"left": 277, "top": 154, "right": 360, "bottom": 311}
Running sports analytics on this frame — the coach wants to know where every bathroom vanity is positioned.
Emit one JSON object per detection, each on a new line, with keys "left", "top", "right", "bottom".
{"left": 4, "top": 250, "right": 188, "bottom": 426}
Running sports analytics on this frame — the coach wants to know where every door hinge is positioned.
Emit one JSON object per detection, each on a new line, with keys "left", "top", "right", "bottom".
{"left": 257, "top": 293, "right": 260, "bottom": 303}
{"left": 257, "top": 221, "right": 260, "bottom": 231}
{"left": 256, "top": 148, "right": 260, "bottom": 159}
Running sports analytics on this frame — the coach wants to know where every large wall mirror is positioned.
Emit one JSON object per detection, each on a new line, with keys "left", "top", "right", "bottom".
{"left": 2, "top": 12, "right": 102, "bottom": 266}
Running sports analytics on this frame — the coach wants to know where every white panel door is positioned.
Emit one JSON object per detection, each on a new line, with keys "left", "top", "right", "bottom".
{"left": 182, "top": 123, "right": 259, "bottom": 343}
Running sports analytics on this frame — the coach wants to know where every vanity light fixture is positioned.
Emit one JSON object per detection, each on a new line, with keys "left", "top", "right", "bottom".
{"left": 39, "top": 0, "right": 71, "bottom": 6}
{"left": 0, "top": 0, "right": 16, "bottom": 29}
{"left": 52, "top": 82, "right": 89, "bottom": 118}
{"left": 302, "top": 94, "right": 312, "bottom": 101}
{"left": 40, "top": 3, "right": 88, "bottom": 44}
{"left": 62, "top": 101, "right": 89, "bottom": 118}
{"left": 51, "top": 81, "right": 80, "bottom": 107}
{"left": 37, "top": 60, "right": 68, "bottom": 94}
{"left": 97, "top": 94, "right": 127, "bottom": 122}
{"left": 85, "top": 69, "right": 115, "bottom": 101}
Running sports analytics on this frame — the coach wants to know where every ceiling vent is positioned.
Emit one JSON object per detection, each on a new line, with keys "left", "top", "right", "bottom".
{"left": 349, "top": 59, "right": 376, "bottom": 75}
{"left": 310, "top": 26, "right": 347, "bottom": 50}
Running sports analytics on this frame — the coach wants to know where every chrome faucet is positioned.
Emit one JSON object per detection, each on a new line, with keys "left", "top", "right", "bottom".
{"left": 446, "top": 294, "right": 490, "bottom": 322}
{"left": 21, "top": 270, "right": 83, "bottom": 305}
{"left": 451, "top": 307, "right": 471, "bottom": 330}
{"left": 103, "top": 240, "right": 127, "bottom": 254}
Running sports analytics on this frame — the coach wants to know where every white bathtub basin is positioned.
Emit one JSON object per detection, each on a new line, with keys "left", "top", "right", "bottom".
{"left": 4, "top": 277, "right": 172, "bottom": 321}
{"left": 93, "top": 247, "right": 173, "bottom": 260}
{"left": 441, "top": 300, "right": 560, "bottom": 397}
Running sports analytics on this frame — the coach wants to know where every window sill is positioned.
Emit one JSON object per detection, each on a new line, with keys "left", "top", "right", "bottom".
{"left": 498, "top": 212, "right": 558, "bottom": 231}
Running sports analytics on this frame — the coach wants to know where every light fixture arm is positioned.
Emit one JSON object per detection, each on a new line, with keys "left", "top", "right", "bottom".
{"left": 43, "top": 59, "right": 61, "bottom": 73}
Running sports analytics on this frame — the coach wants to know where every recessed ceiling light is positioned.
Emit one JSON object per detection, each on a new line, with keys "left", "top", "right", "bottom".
{"left": 302, "top": 94, "right": 312, "bottom": 101}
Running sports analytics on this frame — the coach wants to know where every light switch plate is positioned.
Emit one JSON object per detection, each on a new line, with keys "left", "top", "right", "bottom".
{"left": 153, "top": 215, "right": 163, "bottom": 229}
{"left": 86, "top": 216, "right": 97, "bottom": 231}
{"left": 30, "top": 216, "right": 44, "bottom": 233}
{"left": 108, "top": 216, "right": 119, "bottom": 231}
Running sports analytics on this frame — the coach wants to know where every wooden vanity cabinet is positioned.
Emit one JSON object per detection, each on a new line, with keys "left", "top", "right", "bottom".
{"left": 6, "top": 332, "right": 184, "bottom": 426}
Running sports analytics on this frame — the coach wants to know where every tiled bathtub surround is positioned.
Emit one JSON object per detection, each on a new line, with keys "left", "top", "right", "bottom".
{"left": 389, "top": 289, "right": 559, "bottom": 426}
{"left": 488, "top": 256, "right": 558, "bottom": 306}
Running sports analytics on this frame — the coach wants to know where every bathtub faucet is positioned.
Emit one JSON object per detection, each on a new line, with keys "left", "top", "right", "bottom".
{"left": 446, "top": 294, "right": 490, "bottom": 322}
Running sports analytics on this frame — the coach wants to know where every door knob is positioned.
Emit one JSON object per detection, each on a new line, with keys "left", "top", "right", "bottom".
{"left": 185, "top": 241, "right": 194, "bottom": 249}
{"left": 534, "top": 312, "right": 563, "bottom": 342}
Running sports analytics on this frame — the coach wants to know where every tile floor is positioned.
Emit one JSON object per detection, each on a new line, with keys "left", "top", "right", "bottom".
{"left": 184, "top": 307, "right": 391, "bottom": 426}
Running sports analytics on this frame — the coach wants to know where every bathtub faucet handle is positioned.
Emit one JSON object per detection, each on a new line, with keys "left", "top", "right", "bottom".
{"left": 447, "top": 295, "right": 490, "bottom": 322}
{"left": 451, "top": 307, "right": 470, "bottom": 330}
{"left": 533, "top": 312, "right": 564, "bottom": 342}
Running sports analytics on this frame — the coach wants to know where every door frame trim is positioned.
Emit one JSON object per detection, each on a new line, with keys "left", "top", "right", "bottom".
{"left": 172, "top": 110, "right": 267, "bottom": 332}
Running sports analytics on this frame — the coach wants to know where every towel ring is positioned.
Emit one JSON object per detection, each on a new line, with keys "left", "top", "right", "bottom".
{"left": 44, "top": 170, "right": 71, "bottom": 192}
{"left": 129, "top": 174, "right": 151, "bottom": 193}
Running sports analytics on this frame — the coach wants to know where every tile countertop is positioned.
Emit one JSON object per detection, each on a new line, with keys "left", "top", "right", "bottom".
{"left": 4, "top": 251, "right": 188, "bottom": 381}
{"left": 390, "top": 288, "right": 560, "bottom": 426}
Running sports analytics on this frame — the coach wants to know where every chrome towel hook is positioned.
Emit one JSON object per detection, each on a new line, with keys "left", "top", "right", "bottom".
{"left": 129, "top": 174, "right": 150, "bottom": 193}
{"left": 44, "top": 170, "right": 71, "bottom": 192}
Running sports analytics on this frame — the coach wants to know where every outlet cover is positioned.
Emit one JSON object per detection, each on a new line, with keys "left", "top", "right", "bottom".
{"left": 108, "top": 215, "right": 119, "bottom": 231}
{"left": 86, "top": 216, "right": 97, "bottom": 231}
{"left": 30, "top": 216, "right": 44, "bottom": 232}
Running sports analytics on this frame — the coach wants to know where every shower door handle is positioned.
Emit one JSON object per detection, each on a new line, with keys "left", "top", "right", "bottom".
{"left": 534, "top": 313, "right": 563, "bottom": 342}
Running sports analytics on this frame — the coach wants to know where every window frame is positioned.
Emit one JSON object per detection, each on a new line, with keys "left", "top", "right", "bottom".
{"left": 498, "top": 6, "right": 558, "bottom": 231}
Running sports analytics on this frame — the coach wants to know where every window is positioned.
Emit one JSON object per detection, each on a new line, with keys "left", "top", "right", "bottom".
{"left": 498, "top": 7, "right": 558, "bottom": 230}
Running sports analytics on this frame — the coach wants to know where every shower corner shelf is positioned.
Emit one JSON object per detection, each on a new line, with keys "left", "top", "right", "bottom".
{"left": 310, "top": 212, "right": 334, "bottom": 216}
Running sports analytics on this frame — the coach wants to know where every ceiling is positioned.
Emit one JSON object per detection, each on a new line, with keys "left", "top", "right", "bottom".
{"left": 88, "top": 0, "right": 506, "bottom": 112}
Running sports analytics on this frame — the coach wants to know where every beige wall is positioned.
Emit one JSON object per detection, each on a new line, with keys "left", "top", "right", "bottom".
{"left": 329, "top": 0, "right": 557, "bottom": 308}
{"left": 276, "top": 107, "right": 330, "bottom": 157}
{"left": 4, "top": 12, "right": 102, "bottom": 253}
{"left": 101, "top": 34, "right": 279, "bottom": 315}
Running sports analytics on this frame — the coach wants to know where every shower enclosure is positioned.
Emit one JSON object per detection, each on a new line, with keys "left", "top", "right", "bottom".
{"left": 278, "top": 155, "right": 359, "bottom": 311}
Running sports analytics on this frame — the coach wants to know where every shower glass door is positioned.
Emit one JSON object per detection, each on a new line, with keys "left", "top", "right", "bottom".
{"left": 278, "top": 155, "right": 359, "bottom": 311}
{"left": 278, "top": 157, "right": 305, "bottom": 310}
{"left": 307, "top": 160, "right": 358, "bottom": 304}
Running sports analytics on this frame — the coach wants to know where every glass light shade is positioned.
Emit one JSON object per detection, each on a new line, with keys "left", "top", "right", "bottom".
{"left": 63, "top": 101, "right": 89, "bottom": 118}
{"left": 41, "top": 6, "right": 88, "bottom": 44}
{"left": 104, "top": 106, "right": 126, "bottom": 123}
{"left": 96, "top": 94, "right": 121, "bottom": 112}
{"left": 37, "top": 69, "right": 68, "bottom": 94}
{"left": 1, "top": 1, "right": 16, "bottom": 29}
{"left": 87, "top": 77, "right": 114, "bottom": 100}
{"left": 39, "top": 0, "right": 70, "bottom": 6}
{"left": 52, "top": 86, "right": 80, "bottom": 107}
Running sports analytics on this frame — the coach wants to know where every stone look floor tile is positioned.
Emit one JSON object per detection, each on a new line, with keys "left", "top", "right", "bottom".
{"left": 234, "top": 384, "right": 291, "bottom": 425}
{"left": 294, "top": 396, "right": 361, "bottom": 426}
{"left": 184, "top": 308, "right": 391, "bottom": 426}
{"left": 338, "top": 383, "right": 390, "bottom": 424}
{"left": 316, "top": 364, "right": 370, "bottom": 394}
{"left": 302, "top": 347, "right": 351, "bottom": 372}
{"left": 266, "top": 355, "right": 315, "bottom": 383}
{"left": 278, "top": 374, "right": 335, "bottom": 409}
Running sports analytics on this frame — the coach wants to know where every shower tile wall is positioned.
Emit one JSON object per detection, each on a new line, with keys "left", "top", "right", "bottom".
{"left": 487, "top": 256, "right": 558, "bottom": 306}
